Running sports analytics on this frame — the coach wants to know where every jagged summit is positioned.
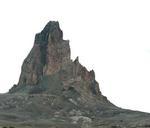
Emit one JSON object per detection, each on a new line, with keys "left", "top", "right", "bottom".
{"left": 9, "top": 21, "right": 106, "bottom": 103}
{"left": 35, "top": 21, "right": 63, "bottom": 44}
{"left": 14, "top": 21, "right": 70, "bottom": 86}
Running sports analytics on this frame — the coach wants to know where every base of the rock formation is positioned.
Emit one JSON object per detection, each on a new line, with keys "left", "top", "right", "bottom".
{"left": 0, "top": 93, "right": 150, "bottom": 128}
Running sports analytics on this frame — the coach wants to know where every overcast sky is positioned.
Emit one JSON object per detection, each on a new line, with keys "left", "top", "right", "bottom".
{"left": 0, "top": 0, "right": 150, "bottom": 113}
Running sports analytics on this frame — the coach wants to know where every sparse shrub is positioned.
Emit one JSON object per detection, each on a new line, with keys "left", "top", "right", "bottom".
{"left": 2, "top": 126, "right": 15, "bottom": 128}
{"left": 144, "top": 124, "right": 150, "bottom": 127}
{"left": 29, "top": 86, "right": 45, "bottom": 94}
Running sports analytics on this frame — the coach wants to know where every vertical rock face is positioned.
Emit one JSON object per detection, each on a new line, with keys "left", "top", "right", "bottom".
{"left": 12, "top": 21, "right": 104, "bottom": 101}
{"left": 18, "top": 21, "right": 71, "bottom": 85}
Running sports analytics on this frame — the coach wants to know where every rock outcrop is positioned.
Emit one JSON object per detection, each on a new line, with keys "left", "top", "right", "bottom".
{"left": 1, "top": 21, "right": 150, "bottom": 128}
{"left": 9, "top": 21, "right": 105, "bottom": 103}
{"left": 18, "top": 21, "right": 71, "bottom": 86}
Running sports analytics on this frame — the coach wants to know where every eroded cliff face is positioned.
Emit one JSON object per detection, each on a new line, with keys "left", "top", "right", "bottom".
{"left": 10, "top": 21, "right": 104, "bottom": 101}
{"left": 18, "top": 21, "right": 71, "bottom": 85}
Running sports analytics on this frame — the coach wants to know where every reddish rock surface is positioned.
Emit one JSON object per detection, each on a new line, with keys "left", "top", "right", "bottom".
{"left": 18, "top": 21, "right": 71, "bottom": 85}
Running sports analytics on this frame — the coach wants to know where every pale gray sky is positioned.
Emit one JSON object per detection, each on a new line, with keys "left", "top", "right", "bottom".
{"left": 0, "top": 0, "right": 150, "bottom": 113}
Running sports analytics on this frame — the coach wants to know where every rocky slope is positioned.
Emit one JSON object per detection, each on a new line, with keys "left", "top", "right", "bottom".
{"left": 0, "top": 21, "right": 150, "bottom": 128}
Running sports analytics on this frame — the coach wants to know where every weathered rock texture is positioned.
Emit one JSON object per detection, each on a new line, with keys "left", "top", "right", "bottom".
{"left": 10, "top": 21, "right": 106, "bottom": 103}
{"left": 1, "top": 21, "right": 150, "bottom": 128}
{"left": 18, "top": 21, "right": 71, "bottom": 85}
